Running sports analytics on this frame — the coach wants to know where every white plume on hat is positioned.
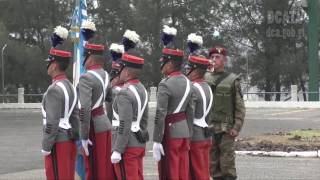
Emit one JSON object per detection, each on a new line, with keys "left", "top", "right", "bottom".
{"left": 81, "top": 20, "right": 96, "bottom": 31}
{"left": 187, "top": 33, "right": 203, "bottom": 46}
{"left": 109, "top": 43, "right": 124, "bottom": 53}
{"left": 163, "top": 25, "right": 177, "bottom": 36}
{"left": 54, "top": 26, "right": 68, "bottom": 40}
{"left": 123, "top": 30, "right": 140, "bottom": 43}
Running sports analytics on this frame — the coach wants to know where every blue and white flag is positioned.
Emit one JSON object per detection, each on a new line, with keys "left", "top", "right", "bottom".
{"left": 69, "top": 1, "right": 88, "bottom": 179}
{"left": 71, "top": 0, "right": 88, "bottom": 87}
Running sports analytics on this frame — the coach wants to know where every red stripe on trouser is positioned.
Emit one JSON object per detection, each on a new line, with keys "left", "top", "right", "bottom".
{"left": 189, "top": 140, "right": 212, "bottom": 180}
{"left": 83, "top": 130, "right": 114, "bottom": 180}
{"left": 114, "top": 147, "right": 145, "bottom": 180}
{"left": 158, "top": 138, "right": 190, "bottom": 180}
{"left": 44, "top": 141, "right": 76, "bottom": 180}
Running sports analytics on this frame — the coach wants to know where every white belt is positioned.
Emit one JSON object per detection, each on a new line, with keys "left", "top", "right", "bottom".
{"left": 129, "top": 85, "right": 148, "bottom": 132}
{"left": 112, "top": 85, "right": 148, "bottom": 132}
{"left": 173, "top": 75, "right": 190, "bottom": 113}
{"left": 112, "top": 87, "right": 121, "bottom": 127}
{"left": 193, "top": 82, "right": 213, "bottom": 128}
{"left": 41, "top": 105, "right": 47, "bottom": 125}
{"left": 112, "top": 108, "right": 120, "bottom": 127}
{"left": 194, "top": 118, "right": 208, "bottom": 128}
{"left": 42, "top": 81, "right": 77, "bottom": 130}
{"left": 87, "top": 70, "right": 109, "bottom": 110}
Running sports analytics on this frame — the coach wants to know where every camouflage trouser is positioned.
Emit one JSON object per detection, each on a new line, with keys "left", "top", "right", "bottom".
{"left": 209, "top": 132, "right": 236, "bottom": 179}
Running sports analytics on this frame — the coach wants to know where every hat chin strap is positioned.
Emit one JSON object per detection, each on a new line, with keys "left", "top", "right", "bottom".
{"left": 82, "top": 55, "right": 90, "bottom": 67}
{"left": 160, "top": 60, "right": 168, "bottom": 70}
{"left": 186, "top": 68, "right": 194, "bottom": 76}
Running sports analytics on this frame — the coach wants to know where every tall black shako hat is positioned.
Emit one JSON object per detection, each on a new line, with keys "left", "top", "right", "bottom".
{"left": 81, "top": 20, "right": 97, "bottom": 42}
{"left": 45, "top": 25, "right": 71, "bottom": 69}
{"left": 184, "top": 33, "right": 208, "bottom": 74}
{"left": 120, "top": 53, "right": 144, "bottom": 69}
{"left": 122, "top": 30, "right": 140, "bottom": 53}
{"left": 187, "top": 33, "right": 203, "bottom": 56}
{"left": 83, "top": 43, "right": 105, "bottom": 66}
{"left": 185, "top": 55, "right": 210, "bottom": 71}
{"left": 109, "top": 43, "right": 125, "bottom": 80}
{"left": 160, "top": 25, "right": 184, "bottom": 69}
{"left": 45, "top": 49, "right": 72, "bottom": 69}
{"left": 118, "top": 30, "right": 143, "bottom": 73}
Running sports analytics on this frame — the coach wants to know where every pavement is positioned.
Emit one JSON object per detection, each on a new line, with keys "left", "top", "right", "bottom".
{"left": 0, "top": 107, "right": 320, "bottom": 179}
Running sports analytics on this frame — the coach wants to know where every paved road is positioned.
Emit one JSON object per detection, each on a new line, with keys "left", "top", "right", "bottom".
{"left": 0, "top": 108, "right": 320, "bottom": 179}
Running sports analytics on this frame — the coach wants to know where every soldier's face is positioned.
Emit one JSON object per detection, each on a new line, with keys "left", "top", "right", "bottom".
{"left": 47, "top": 61, "right": 56, "bottom": 76}
{"left": 161, "top": 61, "right": 172, "bottom": 75}
{"left": 210, "top": 54, "right": 225, "bottom": 70}
{"left": 111, "top": 76, "right": 122, "bottom": 87}
{"left": 119, "top": 67, "right": 128, "bottom": 82}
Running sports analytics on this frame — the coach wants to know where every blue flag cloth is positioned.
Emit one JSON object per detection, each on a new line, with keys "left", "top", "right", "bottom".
{"left": 70, "top": 0, "right": 87, "bottom": 179}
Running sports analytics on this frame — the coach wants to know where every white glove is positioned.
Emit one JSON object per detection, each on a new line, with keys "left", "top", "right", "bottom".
{"left": 153, "top": 142, "right": 165, "bottom": 162}
{"left": 111, "top": 151, "right": 122, "bottom": 164}
{"left": 41, "top": 149, "right": 51, "bottom": 156}
{"left": 82, "top": 139, "right": 93, "bottom": 156}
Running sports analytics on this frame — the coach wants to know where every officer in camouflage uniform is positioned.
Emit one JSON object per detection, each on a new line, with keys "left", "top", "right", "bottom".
{"left": 41, "top": 48, "right": 79, "bottom": 179}
{"left": 111, "top": 53, "right": 149, "bottom": 180}
{"left": 78, "top": 43, "right": 114, "bottom": 180}
{"left": 205, "top": 46, "right": 246, "bottom": 180}
{"left": 185, "top": 55, "right": 213, "bottom": 180}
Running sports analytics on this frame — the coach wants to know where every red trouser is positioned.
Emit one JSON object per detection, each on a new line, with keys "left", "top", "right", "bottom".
{"left": 158, "top": 112, "right": 190, "bottom": 180}
{"left": 158, "top": 138, "right": 190, "bottom": 180}
{"left": 189, "top": 140, "right": 212, "bottom": 180}
{"left": 83, "top": 130, "right": 113, "bottom": 180}
{"left": 44, "top": 140, "right": 77, "bottom": 180}
{"left": 113, "top": 147, "right": 145, "bottom": 180}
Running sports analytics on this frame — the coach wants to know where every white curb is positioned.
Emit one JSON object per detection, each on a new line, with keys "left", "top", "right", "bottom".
{"left": 1, "top": 101, "right": 320, "bottom": 109}
{"left": 245, "top": 101, "right": 320, "bottom": 109}
{"left": 236, "top": 150, "right": 320, "bottom": 158}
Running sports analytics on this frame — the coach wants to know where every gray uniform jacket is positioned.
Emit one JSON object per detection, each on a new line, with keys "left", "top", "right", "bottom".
{"left": 42, "top": 78, "right": 79, "bottom": 152}
{"left": 106, "top": 85, "right": 122, "bottom": 121}
{"left": 191, "top": 80, "right": 213, "bottom": 141}
{"left": 112, "top": 80, "right": 149, "bottom": 153}
{"left": 78, "top": 68, "right": 112, "bottom": 140}
{"left": 153, "top": 72, "right": 195, "bottom": 143}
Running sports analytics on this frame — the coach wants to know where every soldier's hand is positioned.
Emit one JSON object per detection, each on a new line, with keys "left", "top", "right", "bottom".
{"left": 111, "top": 151, "right": 122, "bottom": 164}
{"left": 153, "top": 142, "right": 165, "bottom": 162}
{"left": 41, "top": 149, "right": 51, "bottom": 156}
{"left": 81, "top": 139, "right": 93, "bottom": 156}
{"left": 229, "top": 129, "right": 239, "bottom": 137}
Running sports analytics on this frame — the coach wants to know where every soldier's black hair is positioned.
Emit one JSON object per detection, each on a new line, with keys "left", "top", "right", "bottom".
{"left": 126, "top": 67, "right": 141, "bottom": 78}
{"left": 171, "top": 60, "right": 183, "bottom": 71}
{"left": 90, "top": 55, "right": 106, "bottom": 65}
{"left": 55, "top": 60, "right": 69, "bottom": 71}
{"left": 195, "top": 68, "right": 206, "bottom": 77}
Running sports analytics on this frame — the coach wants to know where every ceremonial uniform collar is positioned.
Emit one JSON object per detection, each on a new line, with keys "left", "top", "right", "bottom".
{"left": 87, "top": 64, "right": 103, "bottom": 70}
{"left": 52, "top": 73, "right": 67, "bottom": 83}
{"left": 113, "top": 83, "right": 124, "bottom": 88}
{"left": 168, "top": 71, "right": 182, "bottom": 77}
{"left": 192, "top": 78, "right": 204, "bottom": 83}
{"left": 125, "top": 79, "right": 140, "bottom": 85}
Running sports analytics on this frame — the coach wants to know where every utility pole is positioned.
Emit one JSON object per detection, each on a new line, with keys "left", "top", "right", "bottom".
{"left": 1, "top": 44, "right": 7, "bottom": 103}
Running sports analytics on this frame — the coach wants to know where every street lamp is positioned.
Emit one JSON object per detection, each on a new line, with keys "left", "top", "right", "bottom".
{"left": 1, "top": 44, "right": 7, "bottom": 103}
{"left": 246, "top": 57, "right": 249, "bottom": 100}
